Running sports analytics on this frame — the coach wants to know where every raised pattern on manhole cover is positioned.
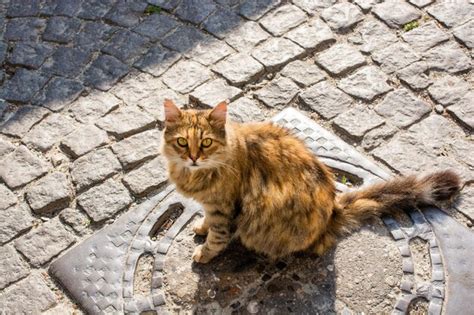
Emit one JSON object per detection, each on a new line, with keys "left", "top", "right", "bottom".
{"left": 50, "top": 108, "right": 474, "bottom": 314}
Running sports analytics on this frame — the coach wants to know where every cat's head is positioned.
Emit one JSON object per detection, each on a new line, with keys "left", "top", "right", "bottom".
{"left": 161, "top": 99, "right": 229, "bottom": 170}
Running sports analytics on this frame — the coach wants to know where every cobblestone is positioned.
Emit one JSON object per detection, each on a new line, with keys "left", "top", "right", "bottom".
{"left": 4, "top": 18, "right": 45, "bottom": 41}
{"left": 375, "top": 88, "right": 431, "bottom": 128}
{"left": 0, "top": 146, "right": 49, "bottom": 189}
{"left": 43, "top": 16, "right": 81, "bottom": 44}
{"left": 190, "top": 79, "right": 242, "bottom": 107}
{"left": 238, "top": 0, "right": 281, "bottom": 21}
{"left": 1, "top": 106, "right": 49, "bottom": 138}
{"left": 0, "top": 245, "right": 29, "bottom": 290}
{"left": 110, "top": 72, "right": 162, "bottom": 106}
{"left": 133, "top": 13, "right": 179, "bottom": 41}
{"left": 260, "top": 4, "right": 306, "bottom": 36}
{"left": 43, "top": 47, "right": 90, "bottom": 78}
{"left": 104, "top": 0, "right": 147, "bottom": 27}
{"left": 74, "top": 21, "right": 114, "bottom": 52}
{"left": 77, "top": 178, "right": 133, "bottom": 221}
{"left": 33, "top": 77, "right": 84, "bottom": 112}
{"left": 423, "top": 42, "right": 471, "bottom": 74}
{"left": 338, "top": 66, "right": 392, "bottom": 101}
{"left": 70, "top": 148, "right": 121, "bottom": 191}
{"left": 401, "top": 21, "right": 449, "bottom": 51}
{"left": 284, "top": 19, "right": 335, "bottom": 51}
{"left": 372, "top": 0, "right": 421, "bottom": 28}
{"left": 0, "top": 69, "right": 49, "bottom": 103}
{"left": 281, "top": 60, "right": 326, "bottom": 87}
{"left": 293, "top": 0, "right": 337, "bottom": 14}
{"left": 162, "top": 25, "right": 207, "bottom": 54}
{"left": 361, "top": 123, "right": 398, "bottom": 151}
{"left": 0, "top": 274, "right": 57, "bottom": 313}
{"left": 138, "top": 89, "right": 187, "bottom": 122}
{"left": 396, "top": 61, "right": 432, "bottom": 90}
{"left": 228, "top": 97, "right": 266, "bottom": 123}
{"left": 112, "top": 129, "right": 162, "bottom": 169}
{"left": 175, "top": 0, "right": 216, "bottom": 25}
{"left": 15, "top": 218, "right": 75, "bottom": 266}
{"left": 316, "top": 43, "right": 366, "bottom": 75}
{"left": 426, "top": 1, "right": 473, "bottom": 28}
{"left": 0, "top": 203, "right": 34, "bottom": 244}
{"left": 0, "top": 184, "right": 17, "bottom": 211}
{"left": 59, "top": 208, "right": 90, "bottom": 235}
{"left": 333, "top": 105, "right": 385, "bottom": 139}
{"left": 356, "top": 19, "right": 398, "bottom": 53}
{"left": 69, "top": 92, "right": 121, "bottom": 124}
{"left": 321, "top": 2, "right": 364, "bottom": 31}
{"left": 447, "top": 91, "right": 473, "bottom": 130}
{"left": 252, "top": 37, "right": 305, "bottom": 70}
{"left": 225, "top": 21, "right": 270, "bottom": 52}
{"left": 299, "top": 81, "right": 352, "bottom": 119}
{"left": 408, "top": 0, "right": 433, "bottom": 8}
{"left": 96, "top": 105, "right": 155, "bottom": 138}
{"left": 134, "top": 45, "right": 181, "bottom": 77}
{"left": 427, "top": 75, "right": 470, "bottom": 106}
{"left": 453, "top": 20, "right": 474, "bottom": 49}
{"left": 372, "top": 42, "right": 420, "bottom": 74}
{"left": 23, "top": 113, "right": 77, "bottom": 152}
{"left": 190, "top": 38, "right": 234, "bottom": 66}
{"left": 456, "top": 185, "right": 474, "bottom": 221}
{"left": 102, "top": 30, "right": 149, "bottom": 63}
{"left": 254, "top": 77, "right": 300, "bottom": 108}
{"left": 26, "top": 172, "right": 72, "bottom": 214}
{"left": 123, "top": 156, "right": 168, "bottom": 196}
{"left": 83, "top": 54, "right": 129, "bottom": 91}
{"left": 61, "top": 124, "right": 108, "bottom": 158}
{"left": 203, "top": 8, "right": 242, "bottom": 40}
{"left": 162, "top": 59, "right": 211, "bottom": 93}
{"left": 213, "top": 53, "right": 264, "bottom": 85}
{"left": 8, "top": 42, "right": 54, "bottom": 69}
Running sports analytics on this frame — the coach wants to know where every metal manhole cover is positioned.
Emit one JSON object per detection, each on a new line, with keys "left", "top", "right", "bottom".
{"left": 50, "top": 108, "right": 474, "bottom": 314}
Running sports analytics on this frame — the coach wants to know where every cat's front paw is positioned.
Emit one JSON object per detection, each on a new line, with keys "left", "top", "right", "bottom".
{"left": 192, "top": 245, "right": 213, "bottom": 263}
{"left": 193, "top": 217, "right": 209, "bottom": 235}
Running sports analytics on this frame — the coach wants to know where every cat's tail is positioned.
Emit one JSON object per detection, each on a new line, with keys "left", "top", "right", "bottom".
{"left": 329, "top": 170, "right": 461, "bottom": 237}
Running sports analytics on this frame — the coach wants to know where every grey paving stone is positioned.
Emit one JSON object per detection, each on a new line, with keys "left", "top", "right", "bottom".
{"left": 162, "top": 60, "right": 211, "bottom": 93}
{"left": 189, "top": 38, "right": 234, "bottom": 66}
{"left": 293, "top": 0, "right": 337, "bottom": 14}
{"left": 214, "top": 0, "right": 240, "bottom": 7}
{"left": 254, "top": 77, "right": 300, "bottom": 108}
{"left": 111, "top": 129, "right": 162, "bottom": 169}
{"left": 426, "top": 1, "right": 473, "bottom": 28}
{"left": 260, "top": 4, "right": 306, "bottom": 36}
{"left": 96, "top": 106, "right": 155, "bottom": 138}
{"left": 161, "top": 25, "right": 207, "bottom": 54}
{"left": 26, "top": 172, "right": 72, "bottom": 214}
{"left": 133, "top": 13, "right": 178, "bottom": 41}
{"left": 0, "top": 146, "right": 49, "bottom": 189}
{"left": 225, "top": 21, "right": 270, "bottom": 52}
{"left": 423, "top": 42, "right": 472, "bottom": 74}
{"left": 15, "top": 218, "right": 75, "bottom": 266}
{"left": 74, "top": 21, "right": 114, "bottom": 53}
{"left": 0, "top": 203, "right": 35, "bottom": 244}
{"left": 4, "top": 18, "right": 46, "bottom": 41}
{"left": 228, "top": 97, "right": 266, "bottom": 123}
{"left": 299, "top": 81, "right": 353, "bottom": 120}
{"left": 138, "top": 89, "right": 187, "bottom": 121}
{"left": 123, "top": 156, "right": 167, "bottom": 196}
{"left": 356, "top": 19, "right": 398, "bottom": 53}
{"left": 0, "top": 105, "right": 49, "bottom": 138}
{"left": 396, "top": 61, "right": 432, "bottom": 90}
{"left": 104, "top": 0, "right": 147, "bottom": 27}
{"left": 71, "top": 148, "right": 121, "bottom": 191}
{"left": 0, "top": 139, "right": 15, "bottom": 161}
{"left": 38, "top": 0, "right": 58, "bottom": 15}
{"left": 361, "top": 123, "right": 398, "bottom": 151}
{"left": 147, "top": 0, "right": 181, "bottom": 10}
{"left": 43, "top": 16, "right": 81, "bottom": 44}
{"left": 102, "top": 30, "right": 149, "bottom": 63}
{"left": 77, "top": 178, "right": 133, "bottom": 221}
{"left": 83, "top": 55, "right": 129, "bottom": 91}
{"left": 111, "top": 72, "right": 162, "bottom": 106}
{"left": 353, "top": 0, "right": 379, "bottom": 12}
{"left": 0, "top": 274, "right": 57, "bottom": 313}
{"left": 69, "top": 92, "right": 122, "bottom": 124}
{"left": 375, "top": 88, "right": 431, "bottom": 128}
{"left": 447, "top": 91, "right": 474, "bottom": 130}
{"left": 455, "top": 185, "right": 474, "bottom": 220}
{"left": 0, "top": 42, "right": 6, "bottom": 64}
{"left": 176, "top": 0, "right": 216, "bottom": 24}
{"left": 281, "top": 60, "right": 326, "bottom": 87}
{"left": 190, "top": 79, "right": 243, "bottom": 107}
{"left": 338, "top": 66, "right": 392, "bottom": 101}
{"left": 252, "top": 37, "right": 305, "bottom": 71}
{"left": 43, "top": 47, "right": 91, "bottom": 78}
{"left": 333, "top": 105, "right": 385, "bottom": 139}
{"left": 0, "top": 69, "right": 49, "bottom": 103}
{"left": 53, "top": 0, "right": 81, "bottom": 16}
{"left": 238, "top": 0, "right": 281, "bottom": 20}
{"left": 59, "top": 207, "right": 90, "bottom": 235}
{"left": 0, "top": 245, "right": 29, "bottom": 290}
{"left": 23, "top": 113, "right": 77, "bottom": 152}
{"left": 203, "top": 8, "right": 243, "bottom": 39}
{"left": 372, "top": 0, "right": 421, "bottom": 28}
{"left": 78, "top": 0, "right": 115, "bottom": 19}
{"left": 453, "top": 20, "right": 474, "bottom": 49}
{"left": 408, "top": 0, "right": 433, "bottom": 8}
{"left": 285, "top": 19, "right": 335, "bottom": 50}
{"left": 7, "top": 0, "right": 41, "bottom": 17}
{"left": 321, "top": 2, "right": 363, "bottom": 31}
{"left": 134, "top": 45, "right": 181, "bottom": 76}
{"left": 8, "top": 42, "right": 54, "bottom": 69}
{"left": 316, "top": 43, "right": 366, "bottom": 75}
{"left": 212, "top": 53, "right": 263, "bottom": 86}
{"left": 427, "top": 75, "right": 470, "bottom": 106}
{"left": 0, "top": 184, "right": 17, "bottom": 210}
{"left": 371, "top": 42, "right": 420, "bottom": 73}
{"left": 401, "top": 21, "right": 449, "bottom": 51}
{"left": 61, "top": 124, "right": 109, "bottom": 158}
{"left": 33, "top": 77, "right": 84, "bottom": 112}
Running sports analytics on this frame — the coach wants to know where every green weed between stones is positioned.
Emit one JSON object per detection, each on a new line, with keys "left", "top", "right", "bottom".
{"left": 144, "top": 5, "right": 161, "bottom": 15}
{"left": 403, "top": 21, "right": 419, "bottom": 32}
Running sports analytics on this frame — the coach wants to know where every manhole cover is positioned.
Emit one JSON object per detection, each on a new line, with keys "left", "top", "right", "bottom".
{"left": 50, "top": 108, "right": 474, "bottom": 314}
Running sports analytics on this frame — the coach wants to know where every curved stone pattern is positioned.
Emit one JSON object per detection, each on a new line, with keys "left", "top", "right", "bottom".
{"left": 50, "top": 108, "right": 473, "bottom": 314}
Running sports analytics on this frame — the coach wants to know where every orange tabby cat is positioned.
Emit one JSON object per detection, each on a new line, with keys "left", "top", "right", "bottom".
{"left": 161, "top": 99, "right": 461, "bottom": 263}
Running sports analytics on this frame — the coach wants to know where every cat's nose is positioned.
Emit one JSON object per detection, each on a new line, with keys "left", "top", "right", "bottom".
{"left": 189, "top": 155, "right": 198, "bottom": 162}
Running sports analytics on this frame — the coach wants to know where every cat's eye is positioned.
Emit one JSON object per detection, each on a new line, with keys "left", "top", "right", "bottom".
{"left": 177, "top": 137, "right": 188, "bottom": 147}
{"left": 201, "top": 138, "right": 213, "bottom": 148}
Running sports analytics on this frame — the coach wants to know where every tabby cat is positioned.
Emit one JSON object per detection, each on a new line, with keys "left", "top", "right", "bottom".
{"left": 161, "top": 99, "right": 461, "bottom": 263}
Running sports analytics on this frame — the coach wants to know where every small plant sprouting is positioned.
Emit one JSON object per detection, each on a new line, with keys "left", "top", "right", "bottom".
{"left": 144, "top": 4, "right": 161, "bottom": 15}
{"left": 403, "top": 20, "right": 419, "bottom": 32}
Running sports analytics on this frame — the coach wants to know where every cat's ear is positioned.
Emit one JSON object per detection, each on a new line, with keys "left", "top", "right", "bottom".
{"left": 164, "top": 99, "right": 181, "bottom": 124}
{"left": 209, "top": 100, "right": 228, "bottom": 127}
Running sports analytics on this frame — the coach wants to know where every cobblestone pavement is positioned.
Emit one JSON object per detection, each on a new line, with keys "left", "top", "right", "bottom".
{"left": 0, "top": 0, "right": 472, "bottom": 313}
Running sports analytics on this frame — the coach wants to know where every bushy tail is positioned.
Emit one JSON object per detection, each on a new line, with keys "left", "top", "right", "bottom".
{"left": 329, "top": 170, "right": 461, "bottom": 236}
